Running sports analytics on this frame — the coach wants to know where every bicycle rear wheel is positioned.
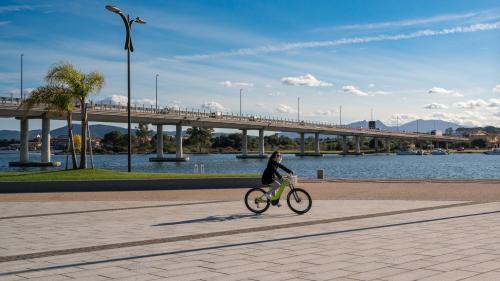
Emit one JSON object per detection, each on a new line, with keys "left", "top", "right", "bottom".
{"left": 286, "top": 188, "right": 312, "bottom": 214}
{"left": 245, "top": 188, "right": 270, "bottom": 214}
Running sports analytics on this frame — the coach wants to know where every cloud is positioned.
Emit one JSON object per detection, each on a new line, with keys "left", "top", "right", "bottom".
{"left": 424, "top": 103, "right": 448, "bottom": 109}
{"left": 489, "top": 98, "right": 500, "bottom": 107}
{"left": 453, "top": 99, "right": 488, "bottom": 109}
{"left": 268, "top": 92, "right": 284, "bottom": 97}
{"left": 275, "top": 104, "right": 295, "bottom": 113}
{"left": 0, "top": 4, "right": 51, "bottom": 14}
{"left": 282, "top": 74, "right": 332, "bottom": 87}
{"left": 494, "top": 84, "right": 500, "bottom": 93}
{"left": 96, "top": 95, "right": 155, "bottom": 106}
{"left": 174, "top": 22, "right": 500, "bottom": 61}
{"left": 342, "top": 85, "right": 369, "bottom": 96}
{"left": 313, "top": 109, "right": 336, "bottom": 116}
{"left": 428, "top": 87, "right": 463, "bottom": 97}
{"left": 201, "top": 101, "right": 225, "bottom": 111}
{"left": 369, "top": 83, "right": 375, "bottom": 88}
{"left": 388, "top": 114, "right": 419, "bottom": 125}
{"left": 319, "top": 11, "right": 480, "bottom": 31}
{"left": 7, "top": 88, "right": 34, "bottom": 96}
{"left": 0, "top": 21, "right": 10, "bottom": 26}
{"left": 220, "top": 81, "right": 253, "bottom": 88}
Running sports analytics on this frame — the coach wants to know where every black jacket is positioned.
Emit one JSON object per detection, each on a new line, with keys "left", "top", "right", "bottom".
{"left": 261, "top": 159, "right": 293, "bottom": 185}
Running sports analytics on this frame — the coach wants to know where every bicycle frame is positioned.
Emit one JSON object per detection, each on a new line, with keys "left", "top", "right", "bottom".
{"left": 256, "top": 177, "right": 299, "bottom": 203}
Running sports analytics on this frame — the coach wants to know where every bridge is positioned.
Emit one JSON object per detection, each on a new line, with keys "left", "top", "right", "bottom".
{"left": 0, "top": 97, "right": 468, "bottom": 166}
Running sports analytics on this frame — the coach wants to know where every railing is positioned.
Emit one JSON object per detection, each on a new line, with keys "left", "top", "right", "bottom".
{"left": 0, "top": 96, "right": 464, "bottom": 139}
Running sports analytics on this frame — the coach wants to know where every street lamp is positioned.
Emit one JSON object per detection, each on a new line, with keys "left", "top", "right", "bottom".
{"left": 155, "top": 74, "right": 159, "bottom": 112}
{"left": 20, "top": 54, "right": 24, "bottom": 100}
{"left": 105, "top": 4, "right": 146, "bottom": 172}
{"left": 239, "top": 88, "right": 242, "bottom": 119}
{"left": 297, "top": 96, "right": 300, "bottom": 122}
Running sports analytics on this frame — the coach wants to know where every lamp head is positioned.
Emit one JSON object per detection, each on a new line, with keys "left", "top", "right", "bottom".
{"left": 105, "top": 5, "right": 121, "bottom": 13}
{"left": 134, "top": 17, "right": 146, "bottom": 24}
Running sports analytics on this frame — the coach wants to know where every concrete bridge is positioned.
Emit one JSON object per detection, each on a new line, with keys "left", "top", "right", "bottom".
{"left": 0, "top": 98, "right": 468, "bottom": 166}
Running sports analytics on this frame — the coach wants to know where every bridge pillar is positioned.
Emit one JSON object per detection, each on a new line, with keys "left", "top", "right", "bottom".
{"left": 374, "top": 137, "right": 379, "bottom": 152}
{"left": 156, "top": 124, "right": 164, "bottom": 158}
{"left": 299, "top": 132, "right": 305, "bottom": 154}
{"left": 176, "top": 123, "right": 183, "bottom": 158}
{"left": 258, "top": 129, "right": 265, "bottom": 156}
{"left": 314, "top": 132, "right": 320, "bottom": 155}
{"left": 342, "top": 135, "right": 348, "bottom": 154}
{"left": 355, "top": 135, "right": 361, "bottom": 154}
{"left": 20, "top": 118, "right": 29, "bottom": 163}
{"left": 386, "top": 138, "right": 391, "bottom": 153}
{"left": 241, "top": 129, "right": 248, "bottom": 156}
{"left": 445, "top": 142, "right": 449, "bottom": 150}
{"left": 41, "top": 117, "right": 51, "bottom": 163}
{"left": 150, "top": 123, "right": 188, "bottom": 162}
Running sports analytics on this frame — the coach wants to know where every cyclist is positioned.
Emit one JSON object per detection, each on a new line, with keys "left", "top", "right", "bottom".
{"left": 261, "top": 150, "right": 294, "bottom": 206}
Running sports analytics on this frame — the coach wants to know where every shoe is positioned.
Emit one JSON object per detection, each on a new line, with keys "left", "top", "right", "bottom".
{"left": 271, "top": 200, "right": 281, "bottom": 207}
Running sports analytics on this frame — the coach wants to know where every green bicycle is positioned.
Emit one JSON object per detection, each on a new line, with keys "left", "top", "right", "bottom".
{"left": 245, "top": 175, "right": 312, "bottom": 215}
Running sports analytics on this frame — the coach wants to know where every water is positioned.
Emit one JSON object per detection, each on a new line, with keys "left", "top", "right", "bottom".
{"left": 1, "top": 152, "right": 499, "bottom": 180}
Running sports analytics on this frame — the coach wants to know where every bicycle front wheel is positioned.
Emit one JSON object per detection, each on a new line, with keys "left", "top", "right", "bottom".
{"left": 245, "top": 188, "right": 270, "bottom": 214}
{"left": 286, "top": 188, "right": 312, "bottom": 214}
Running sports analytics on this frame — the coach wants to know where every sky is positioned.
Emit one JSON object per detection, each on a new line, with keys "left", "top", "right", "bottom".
{"left": 0, "top": 0, "right": 499, "bottom": 131}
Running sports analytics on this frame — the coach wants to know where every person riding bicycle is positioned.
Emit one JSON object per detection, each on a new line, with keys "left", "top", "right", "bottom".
{"left": 261, "top": 150, "right": 293, "bottom": 206}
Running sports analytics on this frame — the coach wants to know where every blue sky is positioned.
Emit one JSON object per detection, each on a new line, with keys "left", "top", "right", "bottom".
{"left": 0, "top": 0, "right": 499, "bottom": 131}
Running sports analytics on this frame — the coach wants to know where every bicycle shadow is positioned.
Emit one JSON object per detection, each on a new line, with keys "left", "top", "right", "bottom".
{"left": 152, "top": 213, "right": 296, "bottom": 227}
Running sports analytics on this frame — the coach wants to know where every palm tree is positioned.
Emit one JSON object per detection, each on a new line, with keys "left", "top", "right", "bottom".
{"left": 24, "top": 86, "right": 78, "bottom": 169}
{"left": 45, "top": 62, "right": 105, "bottom": 169}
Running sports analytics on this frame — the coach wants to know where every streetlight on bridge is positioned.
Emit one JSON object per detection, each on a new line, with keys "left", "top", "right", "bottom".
{"left": 155, "top": 74, "right": 159, "bottom": 112}
{"left": 105, "top": 4, "right": 146, "bottom": 172}
{"left": 20, "top": 54, "right": 24, "bottom": 100}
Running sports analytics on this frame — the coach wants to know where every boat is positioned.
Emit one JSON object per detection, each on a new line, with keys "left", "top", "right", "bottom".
{"left": 484, "top": 148, "right": 500, "bottom": 155}
{"left": 397, "top": 150, "right": 419, "bottom": 155}
{"left": 431, "top": 149, "right": 449, "bottom": 155}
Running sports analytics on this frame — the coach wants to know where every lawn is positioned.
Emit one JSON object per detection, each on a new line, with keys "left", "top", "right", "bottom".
{"left": 0, "top": 169, "right": 259, "bottom": 182}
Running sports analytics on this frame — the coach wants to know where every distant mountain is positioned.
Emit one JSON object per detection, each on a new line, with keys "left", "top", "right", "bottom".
{"left": 398, "top": 119, "right": 464, "bottom": 132}
{"left": 347, "top": 120, "right": 392, "bottom": 131}
{"left": 1, "top": 124, "right": 131, "bottom": 141}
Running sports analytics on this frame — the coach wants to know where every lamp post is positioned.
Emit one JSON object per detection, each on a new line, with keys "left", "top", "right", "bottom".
{"left": 20, "top": 54, "right": 24, "bottom": 100}
{"left": 239, "top": 88, "right": 242, "bottom": 119}
{"left": 105, "top": 5, "right": 146, "bottom": 172}
{"left": 155, "top": 74, "right": 159, "bottom": 112}
{"left": 297, "top": 97, "right": 300, "bottom": 122}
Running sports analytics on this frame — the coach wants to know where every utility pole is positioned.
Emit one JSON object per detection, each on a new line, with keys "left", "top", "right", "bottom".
{"left": 370, "top": 108, "right": 373, "bottom": 121}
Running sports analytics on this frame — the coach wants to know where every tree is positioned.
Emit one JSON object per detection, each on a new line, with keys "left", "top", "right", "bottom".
{"left": 471, "top": 138, "right": 487, "bottom": 148}
{"left": 135, "top": 123, "right": 150, "bottom": 147}
{"left": 186, "top": 127, "right": 213, "bottom": 152}
{"left": 46, "top": 62, "right": 104, "bottom": 169}
{"left": 23, "top": 86, "right": 78, "bottom": 169}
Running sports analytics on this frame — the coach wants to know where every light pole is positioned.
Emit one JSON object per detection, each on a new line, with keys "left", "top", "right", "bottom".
{"left": 105, "top": 5, "right": 146, "bottom": 172}
{"left": 239, "top": 88, "right": 242, "bottom": 119}
{"left": 339, "top": 105, "right": 342, "bottom": 126}
{"left": 20, "top": 54, "right": 24, "bottom": 100}
{"left": 155, "top": 74, "right": 159, "bottom": 112}
{"left": 297, "top": 97, "right": 300, "bottom": 122}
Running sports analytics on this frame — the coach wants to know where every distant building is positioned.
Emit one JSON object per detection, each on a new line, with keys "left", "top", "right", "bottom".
{"left": 469, "top": 130, "right": 500, "bottom": 148}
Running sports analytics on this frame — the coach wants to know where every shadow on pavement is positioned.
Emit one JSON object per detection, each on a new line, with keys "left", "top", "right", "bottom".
{"left": 153, "top": 213, "right": 296, "bottom": 226}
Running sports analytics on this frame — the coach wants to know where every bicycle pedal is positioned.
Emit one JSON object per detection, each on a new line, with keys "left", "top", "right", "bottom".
{"left": 271, "top": 200, "right": 280, "bottom": 206}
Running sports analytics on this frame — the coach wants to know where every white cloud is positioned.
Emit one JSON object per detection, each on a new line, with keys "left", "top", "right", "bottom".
{"left": 428, "top": 87, "right": 463, "bottom": 97}
{"left": 201, "top": 101, "right": 225, "bottom": 111}
{"left": 268, "top": 92, "right": 284, "bottom": 97}
{"left": 489, "top": 98, "right": 500, "bottom": 107}
{"left": 264, "top": 84, "right": 272, "bottom": 88}
{"left": 275, "top": 104, "right": 295, "bottom": 114}
{"left": 282, "top": 74, "right": 332, "bottom": 87}
{"left": 494, "top": 84, "right": 500, "bottom": 93}
{"left": 7, "top": 88, "right": 34, "bottom": 96}
{"left": 388, "top": 114, "right": 419, "bottom": 125}
{"left": 424, "top": 103, "right": 448, "bottom": 109}
{"left": 368, "top": 83, "right": 375, "bottom": 88}
{"left": 313, "top": 109, "right": 336, "bottom": 116}
{"left": 96, "top": 95, "right": 156, "bottom": 106}
{"left": 0, "top": 4, "right": 51, "bottom": 14}
{"left": 0, "top": 21, "right": 10, "bottom": 26}
{"left": 343, "top": 85, "right": 369, "bottom": 96}
{"left": 220, "top": 81, "right": 253, "bottom": 88}
{"left": 174, "top": 22, "right": 500, "bottom": 60}
{"left": 453, "top": 99, "right": 488, "bottom": 109}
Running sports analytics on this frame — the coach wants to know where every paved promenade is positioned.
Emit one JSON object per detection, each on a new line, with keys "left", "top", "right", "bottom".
{"left": 1, "top": 184, "right": 500, "bottom": 280}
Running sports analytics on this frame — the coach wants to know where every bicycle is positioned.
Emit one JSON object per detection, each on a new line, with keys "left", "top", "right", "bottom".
{"left": 245, "top": 175, "right": 312, "bottom": 215}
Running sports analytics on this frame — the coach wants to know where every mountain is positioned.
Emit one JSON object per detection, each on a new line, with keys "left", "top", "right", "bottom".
{"left": 347, "top": 120, "right": 392, "bottom": 131}
{"left": 0, "top": 124, "right": 130, "bottom": 141}
{"left": 398, "top": 119, "right": 464, "bottom": 132}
